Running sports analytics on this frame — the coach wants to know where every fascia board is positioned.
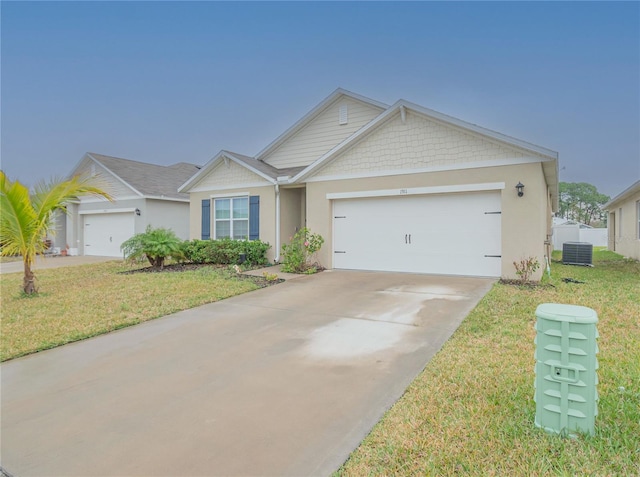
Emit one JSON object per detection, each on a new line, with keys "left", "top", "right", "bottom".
{"left": 291, "top": 102, "right": 401, "bottom": 183}
{"left": 178, "top": 152, "right": 225, "bottom": 193}
{"left": 399, "top": 100, "right": 559, "bottom": 160}
{"left": 294, "top": 99, "right": 560, "bottom": 184}
{"left": 178, "top": 152, "right": 276, "bottom": 193}
{"left": 86, "top": 153, "right": 144, "bottom": 197}
{"left": 603, "top": 180, "right": 640, "bottom": 210}
{"left": 224, "top": 152, "right": 277, "bottom": 184}
{"left": 255, "top": 88, "right": 388, "bottom": 161}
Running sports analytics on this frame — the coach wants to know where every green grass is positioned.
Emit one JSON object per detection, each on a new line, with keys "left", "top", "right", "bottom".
{"left": 337, "top": 250, "right": 640, "bottom": 476}
{"left": 1, "top": 262, "right": 260, "bottom": 361}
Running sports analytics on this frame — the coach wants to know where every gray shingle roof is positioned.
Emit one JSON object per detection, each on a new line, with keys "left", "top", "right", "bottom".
{"left": 223, "top": 150, "right": 305, "bottom": 180}
{"left": 87, "top": 153, "right": 201, "bottom": 200}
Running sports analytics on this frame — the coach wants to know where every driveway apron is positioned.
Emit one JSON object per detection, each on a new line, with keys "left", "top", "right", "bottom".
{"left": 1, "top": 270, "right": 494, "bottom": 476}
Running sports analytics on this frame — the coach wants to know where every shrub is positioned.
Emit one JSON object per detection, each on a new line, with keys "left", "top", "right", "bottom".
{"left": 513, "top": 256, "right": 541, "bottom": 283}
{"left": 181, "top": 239, "right": 270, "bottom": 266}
{"left": 280, "top": 228, "right": 324, "bottom": 273}
{"left": 120, "top": 226, "right": 184, "bottom": 269}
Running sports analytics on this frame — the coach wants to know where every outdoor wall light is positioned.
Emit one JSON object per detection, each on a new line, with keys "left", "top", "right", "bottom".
{"left": 515, "top": 182, "right": 525, "bottom": 197}
{"left": 135, "top": 208, "right": 141, "bottom": 216}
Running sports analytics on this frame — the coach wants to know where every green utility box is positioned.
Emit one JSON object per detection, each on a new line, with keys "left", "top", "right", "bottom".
{"left": 534, "top": 303, "right": 599, "bottom": 436}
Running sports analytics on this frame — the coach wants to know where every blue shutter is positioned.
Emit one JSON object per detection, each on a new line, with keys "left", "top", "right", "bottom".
{"left": 249, "top": 196, "right": 260, "bottom": 240}
{"left": 201, "top": 199, "right": 211, "bottom": 240}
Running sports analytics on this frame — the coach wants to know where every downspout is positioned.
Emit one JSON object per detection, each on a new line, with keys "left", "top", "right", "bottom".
{"left": 274, "top": 184, "right": 280, "bottom": 263}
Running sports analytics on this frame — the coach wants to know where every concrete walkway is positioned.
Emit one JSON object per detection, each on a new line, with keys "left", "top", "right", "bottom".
{"left": 1, "top": 270, "right": 494, "bottom": 476}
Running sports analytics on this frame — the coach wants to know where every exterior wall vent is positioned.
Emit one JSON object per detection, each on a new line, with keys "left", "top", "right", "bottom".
{"left": 562, "top": 242, "right": 593, "bottom": 266}
{"left": 339, "top": 104, "right": 348, "bottom": 125}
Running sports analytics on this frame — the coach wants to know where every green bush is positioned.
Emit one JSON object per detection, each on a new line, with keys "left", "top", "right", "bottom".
{"left": 182, "top": 239, "right": 270, "bottom": 266}
{"left": 280, "top": 228, "right": 324, "bottom": 273}
{"left": 120, "top": 226, "right": 184, "bottom": 269}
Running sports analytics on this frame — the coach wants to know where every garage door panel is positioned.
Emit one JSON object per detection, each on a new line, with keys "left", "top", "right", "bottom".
{"left": 84, "top": 213, "right": 134, "bottom": 257}
{"left": 333, "top": 191, "right": 501, "bottom": 277}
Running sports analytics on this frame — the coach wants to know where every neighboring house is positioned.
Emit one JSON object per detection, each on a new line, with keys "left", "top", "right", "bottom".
{"left": 179, "top": 88, "right": 559, "bottom": 279}
{"left": 551, "top": 218, "right": 607, "bottom": 250}
{"left": 604, "top": 180, "right": 640, "bottom": 260}
{"left": 54, "top": 153, "right": 200, "bottom": 257}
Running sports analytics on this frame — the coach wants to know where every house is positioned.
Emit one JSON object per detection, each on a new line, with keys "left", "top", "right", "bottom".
{"left": 55, "top": 153, "right": 200, "bottom": 257}
{"left": 179, "top": 88, "right": 559, "bottom": 279}
{"left": 604, "top": 180, "right": 640, "bottom": 260}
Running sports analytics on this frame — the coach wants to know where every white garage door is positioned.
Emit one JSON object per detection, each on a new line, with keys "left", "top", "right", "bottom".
{"left": 83, "top": 213, "right": 135, "bottom": 257}
{"left": 333, "top": 191, "right": 502, "bottom": 277}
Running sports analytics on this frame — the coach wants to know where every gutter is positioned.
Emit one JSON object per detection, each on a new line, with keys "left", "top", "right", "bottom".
{"left": 274, "top": 184, "right": 280, "bottom": 262}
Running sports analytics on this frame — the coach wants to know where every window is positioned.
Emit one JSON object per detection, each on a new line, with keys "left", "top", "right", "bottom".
{"left": 214, "top": 197, "right": 249, "bottom": 240}
{"left": 637, "top": 201, "right": 640, "bottom": 239}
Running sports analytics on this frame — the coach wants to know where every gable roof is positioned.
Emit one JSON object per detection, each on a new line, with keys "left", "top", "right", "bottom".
{"left": 289, "top": 99, "right": 559, "bottom": 208}
{"left": 77, "top": 153, "right": 201, "bottom": 200}
{"left": 178, "top": 150, "right": 305, "bottom": 193}
{"left": 181, "top": 89, "right": 560, "bottom": 209}
{"left": 603, "top": 180, "right": 640, "bottom": 210}
{"left": 254, "top": 88, "right": 388, "bottom": 161}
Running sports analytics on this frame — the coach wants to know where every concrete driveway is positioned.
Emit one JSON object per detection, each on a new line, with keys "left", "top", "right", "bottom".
{"left": 1, "top": 270, "right": 494, "bottom": 476}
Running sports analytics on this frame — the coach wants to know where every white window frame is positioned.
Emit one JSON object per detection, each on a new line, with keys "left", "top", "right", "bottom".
{"left": 213, "top": 196, "right": 249, "bottom": 240}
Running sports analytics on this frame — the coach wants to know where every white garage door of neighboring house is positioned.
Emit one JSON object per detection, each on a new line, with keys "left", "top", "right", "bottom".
{"left": 83, "top": 213, "right": 134, "bottom": 257}
{"left": 333, "top": 191, "right": 502, "bottom": 277}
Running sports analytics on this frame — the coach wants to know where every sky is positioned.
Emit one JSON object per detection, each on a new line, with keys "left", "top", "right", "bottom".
{"left": 1, "top": 1, "right": 638, "bottom": 198}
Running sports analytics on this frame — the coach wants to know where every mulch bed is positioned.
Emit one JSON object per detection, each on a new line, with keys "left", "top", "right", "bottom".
{"left": 499, "top": 278, "right": 556, "bottom": 289}
{"left": 119, "top": 263, "right": 284, "bottom": 288}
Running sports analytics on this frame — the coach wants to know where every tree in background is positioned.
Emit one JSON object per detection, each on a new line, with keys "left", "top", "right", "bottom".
{"left": 0, "top": 171, "right": 112, "bottom": 294}
{"left": 558, "top": 182, "right": 610, "bottom": 226}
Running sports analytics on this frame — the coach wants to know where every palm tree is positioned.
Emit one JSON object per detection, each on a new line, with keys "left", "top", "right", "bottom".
{"left": 0, "top": 171, "right": 113, "bottom": 294}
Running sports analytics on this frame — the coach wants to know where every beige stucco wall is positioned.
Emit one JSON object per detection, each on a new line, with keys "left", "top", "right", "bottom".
{"left": 279, "top": 188, "right": 305, "bottom": 244}
{"left": 188, "top": 186, "right": 278, "bottom": 262}
{"left": 608, "top": 189, "right": 640, "bottom": 260}
{"left": 261, "top": 96, "right": 384, "bottom": 169}
{"left": 306, "top": 162, "right": 550, "bottom": 279}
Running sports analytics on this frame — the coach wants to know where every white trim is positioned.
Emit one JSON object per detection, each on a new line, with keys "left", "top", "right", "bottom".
{"left": 190, "top": 182, "right": 270, "bottom": 194}
{"left": 223, "top": 152, "right": 277, "bottom": 184}
{"left": 307, "top": 157, "right": 543, "bottom": 183}
{"left": 77, "top": 195, "right": 140, "bottom": 204}
{"left": 143, "top": 196, "right": 189, "bottom": 203}
{"left": 79, "top": 208, "right": 137, "bottom": 215}
{"left": 210, "top": 191, "right": 250, "bottom": 199}
{"left": 292, "top": 99, "right": 558, "bottom": 183}
{"left": 78, "top": 195, "right": 188, "bottom": 203}
{"left": 326, "top": 182, "right": 505, "bottom": 200}
{"left": 255, "top": 88, "right": 388, "bottom": 161}
{"left": 604, "top": 180, "right": 640, "bottom": 210}
{"left": 86, "top": 153, "right": 145, "bottom": 197}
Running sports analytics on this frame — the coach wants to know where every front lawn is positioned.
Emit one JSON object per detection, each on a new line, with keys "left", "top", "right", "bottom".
{"left": 337, "top": 250, "right": 640, "bottom": 476}
{"left": 1, "top": 262, "right": 264, "bottom": 361}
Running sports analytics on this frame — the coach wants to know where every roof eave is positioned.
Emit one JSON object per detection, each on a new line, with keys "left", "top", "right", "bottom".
{"left": 85, "top": 153, "right": 144, "bottom": 197}
{"left": 603, "top": 180, "right": 640, "bottom": 210}
{"left": 255, "top": 88, "right": 388, "bottom": 161}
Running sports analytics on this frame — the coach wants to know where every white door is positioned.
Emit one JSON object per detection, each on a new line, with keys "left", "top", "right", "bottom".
{"left": 333, "top": 191, "right": 502, "bottom": 277}
{"left": 83, "top": 213, "right": 135, "bottom": 257}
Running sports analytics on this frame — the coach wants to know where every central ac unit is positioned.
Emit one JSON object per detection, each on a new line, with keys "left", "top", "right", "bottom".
{"left": 562, "top": 242, "right": 593, "bottom": 266}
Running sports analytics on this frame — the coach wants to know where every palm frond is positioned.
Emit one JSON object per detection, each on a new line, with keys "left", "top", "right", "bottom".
{"left": 0, "top": 171, "right": 39, "bottom": 261}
